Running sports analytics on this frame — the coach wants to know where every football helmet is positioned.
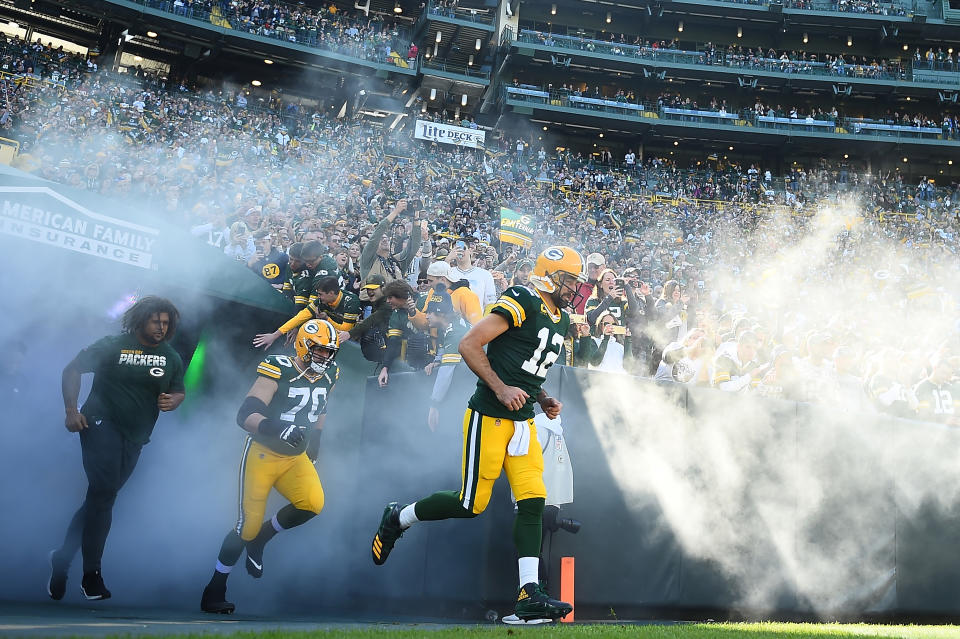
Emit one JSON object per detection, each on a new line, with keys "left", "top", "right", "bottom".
{"left": 529, "top": 246, "right": 587, "bottom": 309}
{"left": 294, "top": 319, "right": 339, "bottom": 374}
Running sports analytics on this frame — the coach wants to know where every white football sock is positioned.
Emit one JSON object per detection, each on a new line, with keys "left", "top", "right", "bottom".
{"left": 518, "top": 556, "right": 539, "bottom": 588}
{"left": 399, "top": 503, "right": 419, "bottom": 529}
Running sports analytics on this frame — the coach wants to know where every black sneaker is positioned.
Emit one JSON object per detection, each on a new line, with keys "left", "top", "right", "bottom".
{"left": 245, "top": 538, "right": 265, "bottom": 579}
{"left": 47, "top": 550, "right": 68, "bottom": 601}
{"left": 200, "top": 583, "right": 235, "bottom": 614}
{"left": 80, "top": 571, "right": 111, "bottom": 601}
{"left": 512, "top": 582, "right": 572, "bottom": 623}
{"left": 371, "top": 502, "right": 404, "bottom": 566}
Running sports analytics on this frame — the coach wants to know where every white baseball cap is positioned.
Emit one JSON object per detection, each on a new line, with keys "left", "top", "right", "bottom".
{"left": 426, "top": 261, "right": 451, "bottom": 278}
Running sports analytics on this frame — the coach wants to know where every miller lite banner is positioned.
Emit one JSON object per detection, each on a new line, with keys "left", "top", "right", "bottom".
{"left": 414, "top": 120, "right": 485, "bottom": 149}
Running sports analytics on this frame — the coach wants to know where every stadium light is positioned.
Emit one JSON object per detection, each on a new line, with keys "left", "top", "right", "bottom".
{"left": 844, "top": 154, "right": 849, "bottom": 159}
{"left": 429, "top": 88, "right": 436, "bottom": 100}
{"left": 950, "top": 160, "right": 954, "bottom": 165}
{"left": 902, "top": 157, "right": 908, "bottom": 163}
{"left": 264, "top": 59, "right": 273, "bottom": 64}
{"left": 468, "top": 54, "right": 474, "bottom": 65}
{"left": 394, "top": 1, "right": 402, "bottom": 13}
{"left": 421, "top": 103, "right": 426, "bottom": 112}
{"left": 251, "top": 80, "right": 262, "bottom": 86}
{"left": 728, "top": 146, "right": 734, "bottom": 151}
{"left": 678, "top": 21, "right": 683, "bottom": 33}
{"left": 543, "top": 126, "right": 548, "bottom": 131}
{"left": 847, "top": 36, "right": 852, "bottom": 46}
{"left": 147, "top": 31, "right": 158, "bottom": 38}
{"left": 903, "top": 44, "right": 909, "bottom": 51}
{"left": 475, "top": 38, "right": 482, "bottom": 50}
{"left": 551, "top": 3, "right": 556, "bottom": 14}
{"left": 599, "top": 133, "right": 604, "bottom": 138}
{"left": 436, "top": 31, "right": 442, "bottom": 43}
{"left": 606, "top": 12, "right": 611, "bottom": 23}
{"left": 803, "top": 33, "right": 808, "bottom": 44}
{"left": 673, "top": 140, "right": 679, "bottom": 146}
{"left": 461, "top": 93, "right": 468, "bottom": 106}
{"left": 737, "top": 26, "right": 743, "bottom": 38}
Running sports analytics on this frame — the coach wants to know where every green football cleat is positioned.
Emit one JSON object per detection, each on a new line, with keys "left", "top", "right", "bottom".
{"left": 513, "top": 582, "right": 572, "bottom": 623}
{"left": 371, "top": 502, "right": 404, "bottom": 566}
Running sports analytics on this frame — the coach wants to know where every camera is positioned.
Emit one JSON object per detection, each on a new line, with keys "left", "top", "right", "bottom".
{"left": 543, "top": 505, "right": 581, "bottom": 534}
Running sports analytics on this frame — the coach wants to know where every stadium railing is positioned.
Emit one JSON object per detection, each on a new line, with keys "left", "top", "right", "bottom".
{"left": 110, "top": 0, "right": 413, "bottom": 69}
{"left": 425, "top": 1, "right": 496, "bottom": 26}
{"left": 420, "top": 57, "right": 492, "bottom": 81}
{"left": 513, "top": 30, "right": 960, "bottom": 88}
{"left": 503, "top": 86, "right": 960, "bottom": 144}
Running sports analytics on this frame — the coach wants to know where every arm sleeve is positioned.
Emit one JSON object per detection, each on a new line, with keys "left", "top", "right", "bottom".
{"left": 167, "top": 352, "right": 186, "bottom": 393}
{"left": 382, "top": 311, "right": 406, "bottom": 370}
{"left": 430, "top": 365, "right": 456, "bottom": 405}
{"left": 348, "top": 305, "right": 387, "bottom": 340}
{"left": 453, "top": 288, "right": 483, "bottom": 325}
{"left": 585, "top": 296, "right": 611, "bottom": 326}
{"left": 398, "top": 227, "right": 422, "bottom": 275}
{"left": 278, "top": 306, "right": 315, "bottom": 334}
{"left": 71, "top": 336, "right": 115, "bottom": 373}
{"left": 488, "top": 287, "right": 529, "bottom": 329}
{"left": 359, "top": 216, "right": 390, "bottom": 279}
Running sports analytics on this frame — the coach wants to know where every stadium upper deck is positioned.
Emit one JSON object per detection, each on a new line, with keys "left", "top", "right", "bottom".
{"left": 2, "top": 0, "right": 960, "bottom": 176}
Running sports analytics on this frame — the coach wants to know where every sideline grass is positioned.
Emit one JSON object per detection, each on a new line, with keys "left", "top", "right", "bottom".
{"left": 90, "top": 622, "right": 960, "bottom": 639}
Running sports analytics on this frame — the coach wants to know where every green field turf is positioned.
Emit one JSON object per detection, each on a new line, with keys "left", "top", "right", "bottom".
{"left": 90, "top": 622, "right": 960, "bottom": 639}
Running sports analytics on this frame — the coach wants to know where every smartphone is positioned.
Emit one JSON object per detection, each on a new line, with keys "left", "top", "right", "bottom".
{"left": 611, "top": 326, "right": 627, "bottom": 335}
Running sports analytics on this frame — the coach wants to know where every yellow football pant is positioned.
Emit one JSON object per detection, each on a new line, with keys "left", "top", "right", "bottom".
{"left": 235, "top": 439, "right": 325, "bottom": 541}
{"left": 459, "top": 408, "right": 546, "bottom": 515}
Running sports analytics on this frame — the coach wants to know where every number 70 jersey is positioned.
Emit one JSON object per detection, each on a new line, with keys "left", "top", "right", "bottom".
{"left": 469, "top": 285, "right": 570, "bottom": 421}
{"left": 253, "top": 354, "right": 339, "bottom": 456}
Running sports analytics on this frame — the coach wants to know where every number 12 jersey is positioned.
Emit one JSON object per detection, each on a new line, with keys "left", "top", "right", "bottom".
{"left": 469, "top": 285, "right": 570, "bottom": 420}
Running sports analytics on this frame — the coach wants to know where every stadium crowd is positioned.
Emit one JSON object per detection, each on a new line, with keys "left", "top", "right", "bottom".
{"left": 2, "top": 34, "right": 958, "bottom": 425}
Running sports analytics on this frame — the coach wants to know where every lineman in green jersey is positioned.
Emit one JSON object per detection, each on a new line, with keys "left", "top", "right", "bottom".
{"left": 371, "top": 246, "right": 586, "bottom": 624}
{"left": 201, "top": 319, "right": 340, "bottom": 614}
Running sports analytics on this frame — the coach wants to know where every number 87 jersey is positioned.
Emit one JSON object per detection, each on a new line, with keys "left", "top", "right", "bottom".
{"left": 253, "top": 354, "right": 340, "bottom": 456}
{"left": 468, "top": 285, "right": 570, "bottom": 421}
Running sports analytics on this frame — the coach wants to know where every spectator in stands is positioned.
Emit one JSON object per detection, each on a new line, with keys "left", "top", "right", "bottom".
{"left": 447, "top": 237, "right": 497, "bottom": 308}
{"left": 359, "top": 200, "right": 423, "bottom": 286}
{"left": 423, "top": 261, "right": 482, "bottom": 325}
{"left": 712, "top": 331, "right": 764, "bottom": 392}
{"left": 914, "top": 355, "right": 959, "bottom": 425}
{"left": 574, "top": 253, "right": 605, "bottom": 314}
{"left": 248, "top": 229, "right": 289, "bottom": 291}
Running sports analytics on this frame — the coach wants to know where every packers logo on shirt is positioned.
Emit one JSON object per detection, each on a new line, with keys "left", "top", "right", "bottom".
{"left": 149, "top": 367, "right": 165, "bottom": 377}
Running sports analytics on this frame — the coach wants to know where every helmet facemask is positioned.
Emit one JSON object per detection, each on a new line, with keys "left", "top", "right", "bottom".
{"left": 548, "top": 270, "right": 586, "bottom": 310}
{"left": 304, "top": 341, "right": 337, "bottom": 375}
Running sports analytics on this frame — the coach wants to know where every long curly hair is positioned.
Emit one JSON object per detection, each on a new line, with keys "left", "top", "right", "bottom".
{"left": 121, "top": 296, "right": 180, "bottom": 341}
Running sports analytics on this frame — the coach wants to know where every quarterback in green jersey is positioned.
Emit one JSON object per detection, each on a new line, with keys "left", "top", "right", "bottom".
{"left": 371, "top": 246, "right": 586, "bottom": 624}
{"left": 201, "top": 319, "right": 340, "bottom": 614}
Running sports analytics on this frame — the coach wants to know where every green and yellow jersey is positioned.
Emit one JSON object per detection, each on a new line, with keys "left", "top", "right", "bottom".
{"left": 307, "top": 256, "right": 345, "bottom": 306}
{"left": 284, "top": 270, "right": 312, "bottom": 309}
{"left": 278, "top": 290, "right": 362, "bottom": 335}
{"left": 252, "top": 355, "right": 339, "bottom": 456}
{"left": 468, "top": 285, "right": 570, "bottom": 420}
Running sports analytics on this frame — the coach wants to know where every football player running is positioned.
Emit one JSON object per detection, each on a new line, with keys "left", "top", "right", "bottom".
{"left": 201, "top": 320, "right": 340, "bottom": 614}
{"left": 371, "top": 246, "right": 585, "bottom": 624}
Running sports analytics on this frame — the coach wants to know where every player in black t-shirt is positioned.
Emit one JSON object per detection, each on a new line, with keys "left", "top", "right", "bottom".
{"left": 48, "top": 297, "right": 184, "bottom": 603}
